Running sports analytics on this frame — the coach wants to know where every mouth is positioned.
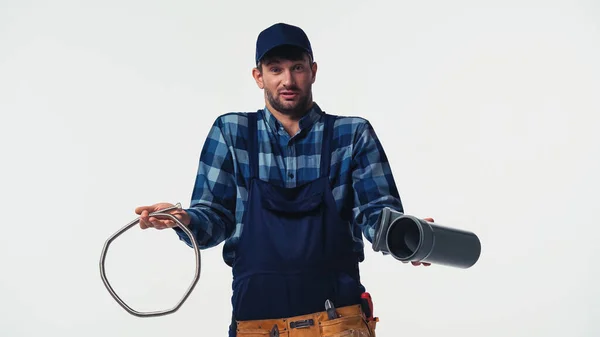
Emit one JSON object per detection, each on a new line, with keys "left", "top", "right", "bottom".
{"left": 279, "top": 90, "right": 299, "bottom": 100}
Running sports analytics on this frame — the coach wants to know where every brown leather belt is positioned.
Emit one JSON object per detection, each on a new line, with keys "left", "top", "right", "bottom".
{"left": 235, "top": 304, "right": 378, "bottom": 337}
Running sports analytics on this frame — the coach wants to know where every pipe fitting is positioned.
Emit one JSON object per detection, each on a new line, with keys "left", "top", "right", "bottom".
{"left": 377, "top": 207, "right": 481, "bottom": 269}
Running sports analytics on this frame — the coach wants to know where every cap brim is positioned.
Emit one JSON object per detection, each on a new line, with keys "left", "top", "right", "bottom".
{"left": 256, "top": 43, "right": 312, "bottom": 64}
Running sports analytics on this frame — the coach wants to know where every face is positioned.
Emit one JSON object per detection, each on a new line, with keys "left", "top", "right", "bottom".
{"left": 252, "top": 54, "right": 318, "bottom": 117}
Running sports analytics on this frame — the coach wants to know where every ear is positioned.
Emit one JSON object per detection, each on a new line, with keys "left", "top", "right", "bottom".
{"left": 252, "top": 67, "right": 264, "bottom": 89}
{"left": 310, "top": 62, "right": 318, "bottom": 84}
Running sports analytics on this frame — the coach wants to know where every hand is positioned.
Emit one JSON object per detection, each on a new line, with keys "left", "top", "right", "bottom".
{"left": 134, "top": 203, "right": 191, "bottom": 230}
{"left": 409, "top": 217, "right": 434, "bottom": 266}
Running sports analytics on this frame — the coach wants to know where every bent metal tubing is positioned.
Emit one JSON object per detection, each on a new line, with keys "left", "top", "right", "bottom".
{"left": 99, "top": 203, "right": 201, "bottom": 317}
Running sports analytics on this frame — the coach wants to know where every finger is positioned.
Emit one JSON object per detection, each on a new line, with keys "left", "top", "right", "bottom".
{"left": 149, "top": 217, "right": 175, "bottom": 229}
{"left": 161, "top": 220, "right": 178, "bottom": 229}
{"left": 148, "top": 216, "right": 161, "bottom": 227}
{"left": 169, "top": 213, "right": 185, "bottom": 227}
{"left": 423, "top": 262, "right": 431, "bottom": 266}
{"left": 153, "top": 219, "right": 171, "bottom": 230}
{"left": 139, "top": 213, "right": 148, "bottom": 228}
{"left": 140, "top": 210, "right": 152, "bottom": 227}
{"left": 158, "top": 213, "right": 184, "bottom": 227}
{"left": 411, "top": 261, "right": 421, "bottom": 266}
{"left": 423, "top": 217, "right": 434, "bottom": 222}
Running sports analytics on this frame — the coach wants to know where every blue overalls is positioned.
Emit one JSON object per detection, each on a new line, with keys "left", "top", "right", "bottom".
{"left": 228, "top": 111, "right": 365, "bottom": 336}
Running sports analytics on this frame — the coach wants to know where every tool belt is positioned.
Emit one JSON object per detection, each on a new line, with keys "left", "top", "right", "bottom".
{"left": 235, "top": 304, "right": 378, "bottom": 337}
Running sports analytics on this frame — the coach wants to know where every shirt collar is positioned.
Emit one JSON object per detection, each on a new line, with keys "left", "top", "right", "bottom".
{"left": 261, "top": 102, "right": 324, "bottom": 135}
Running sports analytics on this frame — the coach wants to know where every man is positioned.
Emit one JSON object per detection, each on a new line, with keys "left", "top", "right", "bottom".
{"left": 135, "top": 22, "right": 432, "bottom": 337}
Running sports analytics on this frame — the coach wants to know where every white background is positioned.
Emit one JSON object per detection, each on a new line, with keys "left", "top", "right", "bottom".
{"left": 1, "top": 0, "right": 598, "bottom": 336}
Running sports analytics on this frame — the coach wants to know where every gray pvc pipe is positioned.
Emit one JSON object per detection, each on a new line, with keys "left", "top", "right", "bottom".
{"left": 379, "top": 208, "right": 481, "bottom": 268}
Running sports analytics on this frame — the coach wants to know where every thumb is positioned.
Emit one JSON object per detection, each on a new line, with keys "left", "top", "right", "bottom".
{"left": 135, "top": 205, "right": 158, "bottom": 215}
{"left": 134, "top": 206, "right": 145, "bottom": 215}
{"left": 135, "top": 203, "right": 175, "bottom": 215}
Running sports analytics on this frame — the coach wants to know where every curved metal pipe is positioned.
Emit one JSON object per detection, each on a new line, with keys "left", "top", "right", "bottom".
{"left": 99, "top": 203, "right": 201, "bottom": 317}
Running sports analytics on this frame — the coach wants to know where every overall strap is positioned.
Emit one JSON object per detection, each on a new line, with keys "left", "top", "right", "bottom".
{"left": 247, "top": 112, "right": 259, "bottom": 180}
{"left": 320, "top": 113, "right": 336, "bottom": 178}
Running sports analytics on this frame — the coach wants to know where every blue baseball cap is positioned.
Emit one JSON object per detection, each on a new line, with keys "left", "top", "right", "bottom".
{"left": 255, "top": 23, "right": 313, "bottom": 65}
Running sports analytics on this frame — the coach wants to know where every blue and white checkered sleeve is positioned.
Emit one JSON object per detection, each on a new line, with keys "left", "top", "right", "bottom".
{"left": 351, "top": 120, "right": 404, "bottom": 245}
{"left": 174, "top": 117, "right": 237, "bottom": 249}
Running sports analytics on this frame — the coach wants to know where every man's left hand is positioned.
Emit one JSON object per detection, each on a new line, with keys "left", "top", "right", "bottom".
{"left": 409, "top": 217, "right": 434, "bottom": 267}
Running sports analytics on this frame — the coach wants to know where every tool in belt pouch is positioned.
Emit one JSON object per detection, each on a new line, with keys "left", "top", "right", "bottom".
{"left": 236, "top": 303, "right": 377, "bottom": 337}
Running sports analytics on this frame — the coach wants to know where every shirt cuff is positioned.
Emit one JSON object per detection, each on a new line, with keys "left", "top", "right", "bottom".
{"left": 172, "top": 208, "right": 202, "bottom": 247}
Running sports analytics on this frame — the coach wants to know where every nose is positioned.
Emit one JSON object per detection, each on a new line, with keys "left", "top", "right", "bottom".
{"left": 281, "top": 69, "right": 295, "bottom": 87}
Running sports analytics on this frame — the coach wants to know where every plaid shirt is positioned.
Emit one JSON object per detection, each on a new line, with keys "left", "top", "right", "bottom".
{"left": 174, "top": 103, "right": 403, "bottom": 266}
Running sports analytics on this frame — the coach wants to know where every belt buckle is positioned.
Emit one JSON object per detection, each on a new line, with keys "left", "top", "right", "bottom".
{"left": 290, "top": 318, "right": 314, "bottom": 329}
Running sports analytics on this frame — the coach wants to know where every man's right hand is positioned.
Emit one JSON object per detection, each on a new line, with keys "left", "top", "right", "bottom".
{"left": 134, "top": 203, "right": 191, "bottom": 230}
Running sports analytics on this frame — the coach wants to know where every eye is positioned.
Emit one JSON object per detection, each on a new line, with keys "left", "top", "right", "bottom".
{"left": 293, "top": 64, "right": 304, "bottom": 71}
{"left": 270, "top": 67, "right": 281, "bottom": 73}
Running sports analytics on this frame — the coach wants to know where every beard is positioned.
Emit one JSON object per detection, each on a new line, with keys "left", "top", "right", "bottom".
{"left": 265, "top": 86, "right": 312, "bottom": 117}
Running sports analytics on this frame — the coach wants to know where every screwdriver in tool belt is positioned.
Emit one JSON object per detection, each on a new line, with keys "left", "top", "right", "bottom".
{"left": 325, "top": 299, "right": 338, "bottom": 319}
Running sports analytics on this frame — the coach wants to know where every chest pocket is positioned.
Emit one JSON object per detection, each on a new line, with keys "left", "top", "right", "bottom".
{"left": 258, "top": 179, "right": 325, "bottom": 214}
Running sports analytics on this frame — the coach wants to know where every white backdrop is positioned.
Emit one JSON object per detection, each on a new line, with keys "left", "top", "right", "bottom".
{"left": 1, "top": 0, "right": 598, "bottom": 336}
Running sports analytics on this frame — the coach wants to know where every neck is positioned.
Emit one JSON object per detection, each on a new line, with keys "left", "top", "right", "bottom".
{"left": 267, "top": 101, "right": 314, "bottom": 136}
